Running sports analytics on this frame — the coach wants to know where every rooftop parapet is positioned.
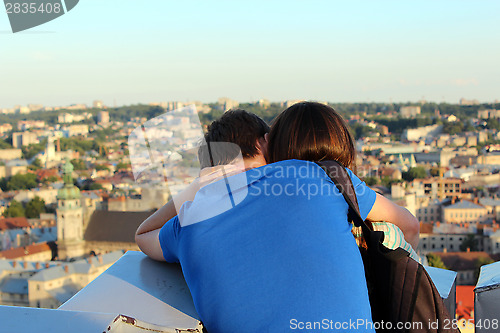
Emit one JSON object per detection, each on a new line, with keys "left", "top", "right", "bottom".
{"left": 0, "top": 251, "right": 459, "bottom": 332}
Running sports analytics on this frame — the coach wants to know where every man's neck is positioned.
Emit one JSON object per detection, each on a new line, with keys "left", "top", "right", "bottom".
{"left": 243, "top": 156, "right": 267, "bottom": 170}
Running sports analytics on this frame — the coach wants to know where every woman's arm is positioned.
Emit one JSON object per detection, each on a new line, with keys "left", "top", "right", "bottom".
{"left": 366, "top": 193, "right": 420, "bottom": 249}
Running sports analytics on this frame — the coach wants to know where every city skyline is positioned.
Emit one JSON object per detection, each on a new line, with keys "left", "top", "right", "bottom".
{"left": 1, "top": 1, "right": 499, "bottom": 108}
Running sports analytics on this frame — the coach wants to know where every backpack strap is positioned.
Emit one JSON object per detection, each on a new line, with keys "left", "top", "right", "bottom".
{"left": 316, "top": 160, "right": 372, "bottom": 243}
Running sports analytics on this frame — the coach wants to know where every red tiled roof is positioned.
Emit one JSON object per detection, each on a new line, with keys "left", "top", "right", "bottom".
{"left": 457, "top": 285, "right": 475, "bottom": 308}
{"left": 456, "top": 285, "right": 475, "bottom": 320}
{"left": 36, "top": 168, "right": 59, "bottom": 180}
{"left": 0, "top": 242, "right": 52, "bottom": 259}
{"left": 0, "top": 217, "right": 29, "bottom": 230}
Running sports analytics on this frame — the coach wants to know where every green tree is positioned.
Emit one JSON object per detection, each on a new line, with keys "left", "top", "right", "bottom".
{"left": 0, "top": 139, "right": 12, "bottom": 149}
{"left": 89, "top": 183, "right": 104, "bottom": 190}
{"left": 28, "top": 158, "right": 43, "bottom": 171}
{"left": 71, "top": 159, "right": 86, "bottom": 171}
{"left": 485, "top": 119, "right": 500, "bottom": 131}
{"left": 442, "top": 122, "right": 464, "bottom": 135}
{"left": 426, "top": 253, "right": 447, "bottom": 269}
{"left": 21, "top": 140, "right": 47, "bottom": 160}
{"left": 402, "top": 167, "right": 427, "bottom": 181}
{"left": 116, "top": 161, "right": 131, "bottom": 170}
{"left": 95, "top": 164, "right": 110, "bottom": 171}
{"left": 3, "top": 200, "right": 25, "bottom": 217}
{"left": 42, "top": 175, "right": 59, "bottom": 185}
{"left": 4, "top": 173, "right": 38, "bottom": 191}
{"left": 460, "top": 234, "right": 478, "bottom": 252}
{"left": 25, "top": 196, "right": 46, "bottom": 218}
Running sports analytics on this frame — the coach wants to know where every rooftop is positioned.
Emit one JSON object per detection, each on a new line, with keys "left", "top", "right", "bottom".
{"left": 0, "top": 277, "right": 28, "bottom": 295}
{"left": 445, "top": 200, "right": 485, "bottom": 210}
{"left": 83, "top": 211, "right": 153, "bottom": 243}
{"left": 0, "top": 242, "right": 54, "bottom": 260}
{"left": 30, "top": 251, "right": 123, "bottom": 282}
{"left": 0, "top": 217, "right": 29, "bottom": 230}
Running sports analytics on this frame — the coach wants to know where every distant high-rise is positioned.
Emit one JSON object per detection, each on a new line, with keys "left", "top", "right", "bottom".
{"left": 459, "top": 98, "right": 480, "bottom": 106}
{"left": 399, "top": 106, "right": 421, "bottom": 118}
{"left": 217, "top": 97, "right": 239, "bottom": 112}
{"left": 12, "top": 132, "right": 38, "bottom": 148}
{"left": 93, "top": 100, "right": 104, "bottom": 109}
{"left": 97, "top": 111, "right": 110, "bottom": 125}
{"left": 478, "top": 109, "right": 500, "bottom": 119}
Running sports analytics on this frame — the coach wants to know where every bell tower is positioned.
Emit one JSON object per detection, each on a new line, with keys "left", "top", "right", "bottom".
{"left": 56, "top": 158, "right": 84, "bottom": 259}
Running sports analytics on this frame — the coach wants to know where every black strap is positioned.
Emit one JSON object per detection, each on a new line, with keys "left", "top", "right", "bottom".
{"left": 316, "top": 161, "right": 373, "bottom": 243}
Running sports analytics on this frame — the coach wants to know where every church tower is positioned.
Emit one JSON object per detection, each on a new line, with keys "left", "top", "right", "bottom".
{"left": 56, "top": 158, "right": 85, "bottom": 260}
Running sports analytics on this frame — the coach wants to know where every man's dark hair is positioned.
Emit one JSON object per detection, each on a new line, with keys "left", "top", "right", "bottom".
{"left": 198, "top": 109, "right": 270, "bottom": 168}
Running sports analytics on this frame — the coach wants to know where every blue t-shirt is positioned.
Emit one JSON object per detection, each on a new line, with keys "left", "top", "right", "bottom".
{"left": 159, "top": 160, "right": 376, "bottom": 332}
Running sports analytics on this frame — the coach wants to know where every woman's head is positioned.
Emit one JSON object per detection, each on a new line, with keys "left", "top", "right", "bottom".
{"left": 267, "top": 102, "right": 356, "bottom": 171}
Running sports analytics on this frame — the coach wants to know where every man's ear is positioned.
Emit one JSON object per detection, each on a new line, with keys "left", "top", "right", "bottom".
{"left": 257, "top": 134, "right": 269, "bottom": 159}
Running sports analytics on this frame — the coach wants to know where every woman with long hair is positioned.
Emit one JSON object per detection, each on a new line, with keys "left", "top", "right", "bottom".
{"left": 266, "top": 101, "right": 420, "bottom": 254}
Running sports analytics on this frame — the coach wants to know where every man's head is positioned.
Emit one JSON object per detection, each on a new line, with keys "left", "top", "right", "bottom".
{"left": 198, "top": 109, "right": 270, "bottom": 168}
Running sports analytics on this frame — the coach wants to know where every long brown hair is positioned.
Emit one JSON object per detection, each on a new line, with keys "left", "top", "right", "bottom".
{"left": 267, "top": 102, "right": 371, "bottom": 247}
{"left": 267, "top": 102, "right": 357, "bottom": 173}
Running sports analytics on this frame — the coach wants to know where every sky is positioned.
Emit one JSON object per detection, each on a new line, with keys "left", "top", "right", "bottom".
{"left": 0, "top": 0, "right": 499, "bottom": 108}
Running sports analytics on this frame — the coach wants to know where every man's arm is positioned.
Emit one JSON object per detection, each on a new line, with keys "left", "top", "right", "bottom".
{"left": 366, "top": 193, "right": 420, "bottom": 249}
{"left": 135, "top": 182, "right": 200, "bottom": 261}
{"left": 135, "top": 229, "right": 165, "bottom": 261}
{"left": 135, "top": 165, "right": 241, "bottom": 260}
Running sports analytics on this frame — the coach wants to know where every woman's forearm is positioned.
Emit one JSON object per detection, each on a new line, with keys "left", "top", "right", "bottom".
{"left": 366, "top": 193, "right": 420, "bottom": 249}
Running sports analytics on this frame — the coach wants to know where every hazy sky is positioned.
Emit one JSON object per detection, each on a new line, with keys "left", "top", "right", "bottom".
{"left": 1, "top": 1, "right": 499, "bottom": 108}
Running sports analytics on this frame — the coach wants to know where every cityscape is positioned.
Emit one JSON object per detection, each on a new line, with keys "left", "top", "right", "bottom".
{"left": 1, "top": 97, "right": 500, "bottom": 328}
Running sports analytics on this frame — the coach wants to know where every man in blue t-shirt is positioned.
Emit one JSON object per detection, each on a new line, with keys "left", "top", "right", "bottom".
{"left": 135, "top": 110, "right": 418, "bottom": 332}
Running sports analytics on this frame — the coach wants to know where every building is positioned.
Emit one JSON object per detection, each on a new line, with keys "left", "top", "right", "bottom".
{"left": 281, "top": 100, "right": 304, "bottom": 108}
{"left": 256, "top": 99, "right": 270, "bottom": 108}
{"left": 0, "top": 123, "right": 13, "bottom": 135}
{"left": 57, "top": 112, "right": 92, "bottom": 124}
{"left": 17, "top": 120, "right": 45, "bottom": 131}
{"left": 410, "top": 177, "right": 463, "bottom": 200}
{"left": 478, "top": 152, "right": 500, "bottom": 165}
{"left": 55, "top": 160, "right": 153, "bottom": 259}
{"left": 3, "top": 159, "right": 28, "bottom": 177}
{"left": 82, "top": 210, "right": 152, "bottom": 254}
{"left": 62, "top": 124, "right": 89, "bottom": 137}
{"left": 0, "top": 259, "right": 58, "bottom": 307}
{"left": 93, "top": 100, "right": 104, "bottom": 109}
{"left": 56, "top": 160, "right": 85, "bottom": 260}
{"left": 0, "top": 242, "right": 55, "bottom": 262}
{"left": 28, "top": 251, "right": 122, "bottom": 309}
{"left": 107, "top": 186, "right": 170, "bottom": 212}
{"left": 217, "top": 97, "right": 239, "bottom": 111}
{"left": 97, "top": 111, "right": 110, "bottom": 125}
{"left": 401, "top": 124, "right": 442, "bottom": 141}
{"left": 416, "top": 198, "right": 446, "bottom": 223}
{"left": 11, "top": 132, "right": 38, "bottom": 148}
{"left": 418, "top": 234, "right": 492, "bottom": 254}
{"left": 433, "top": 251, "right": 499, "bottom": 285}
{"left": 442, "top": 200, "right": 489, "bottom": 224}
{"left": 477, "top": 109, "right": 500, "bottom": 119}
{"left": 399, "top": 106, "right": 421, "bottom": 118}
{"left": 0, "top": 149, "right": 22, "bottom": 161}
{"left": 459, "top": 98, "right": 480, "bottom": 106}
